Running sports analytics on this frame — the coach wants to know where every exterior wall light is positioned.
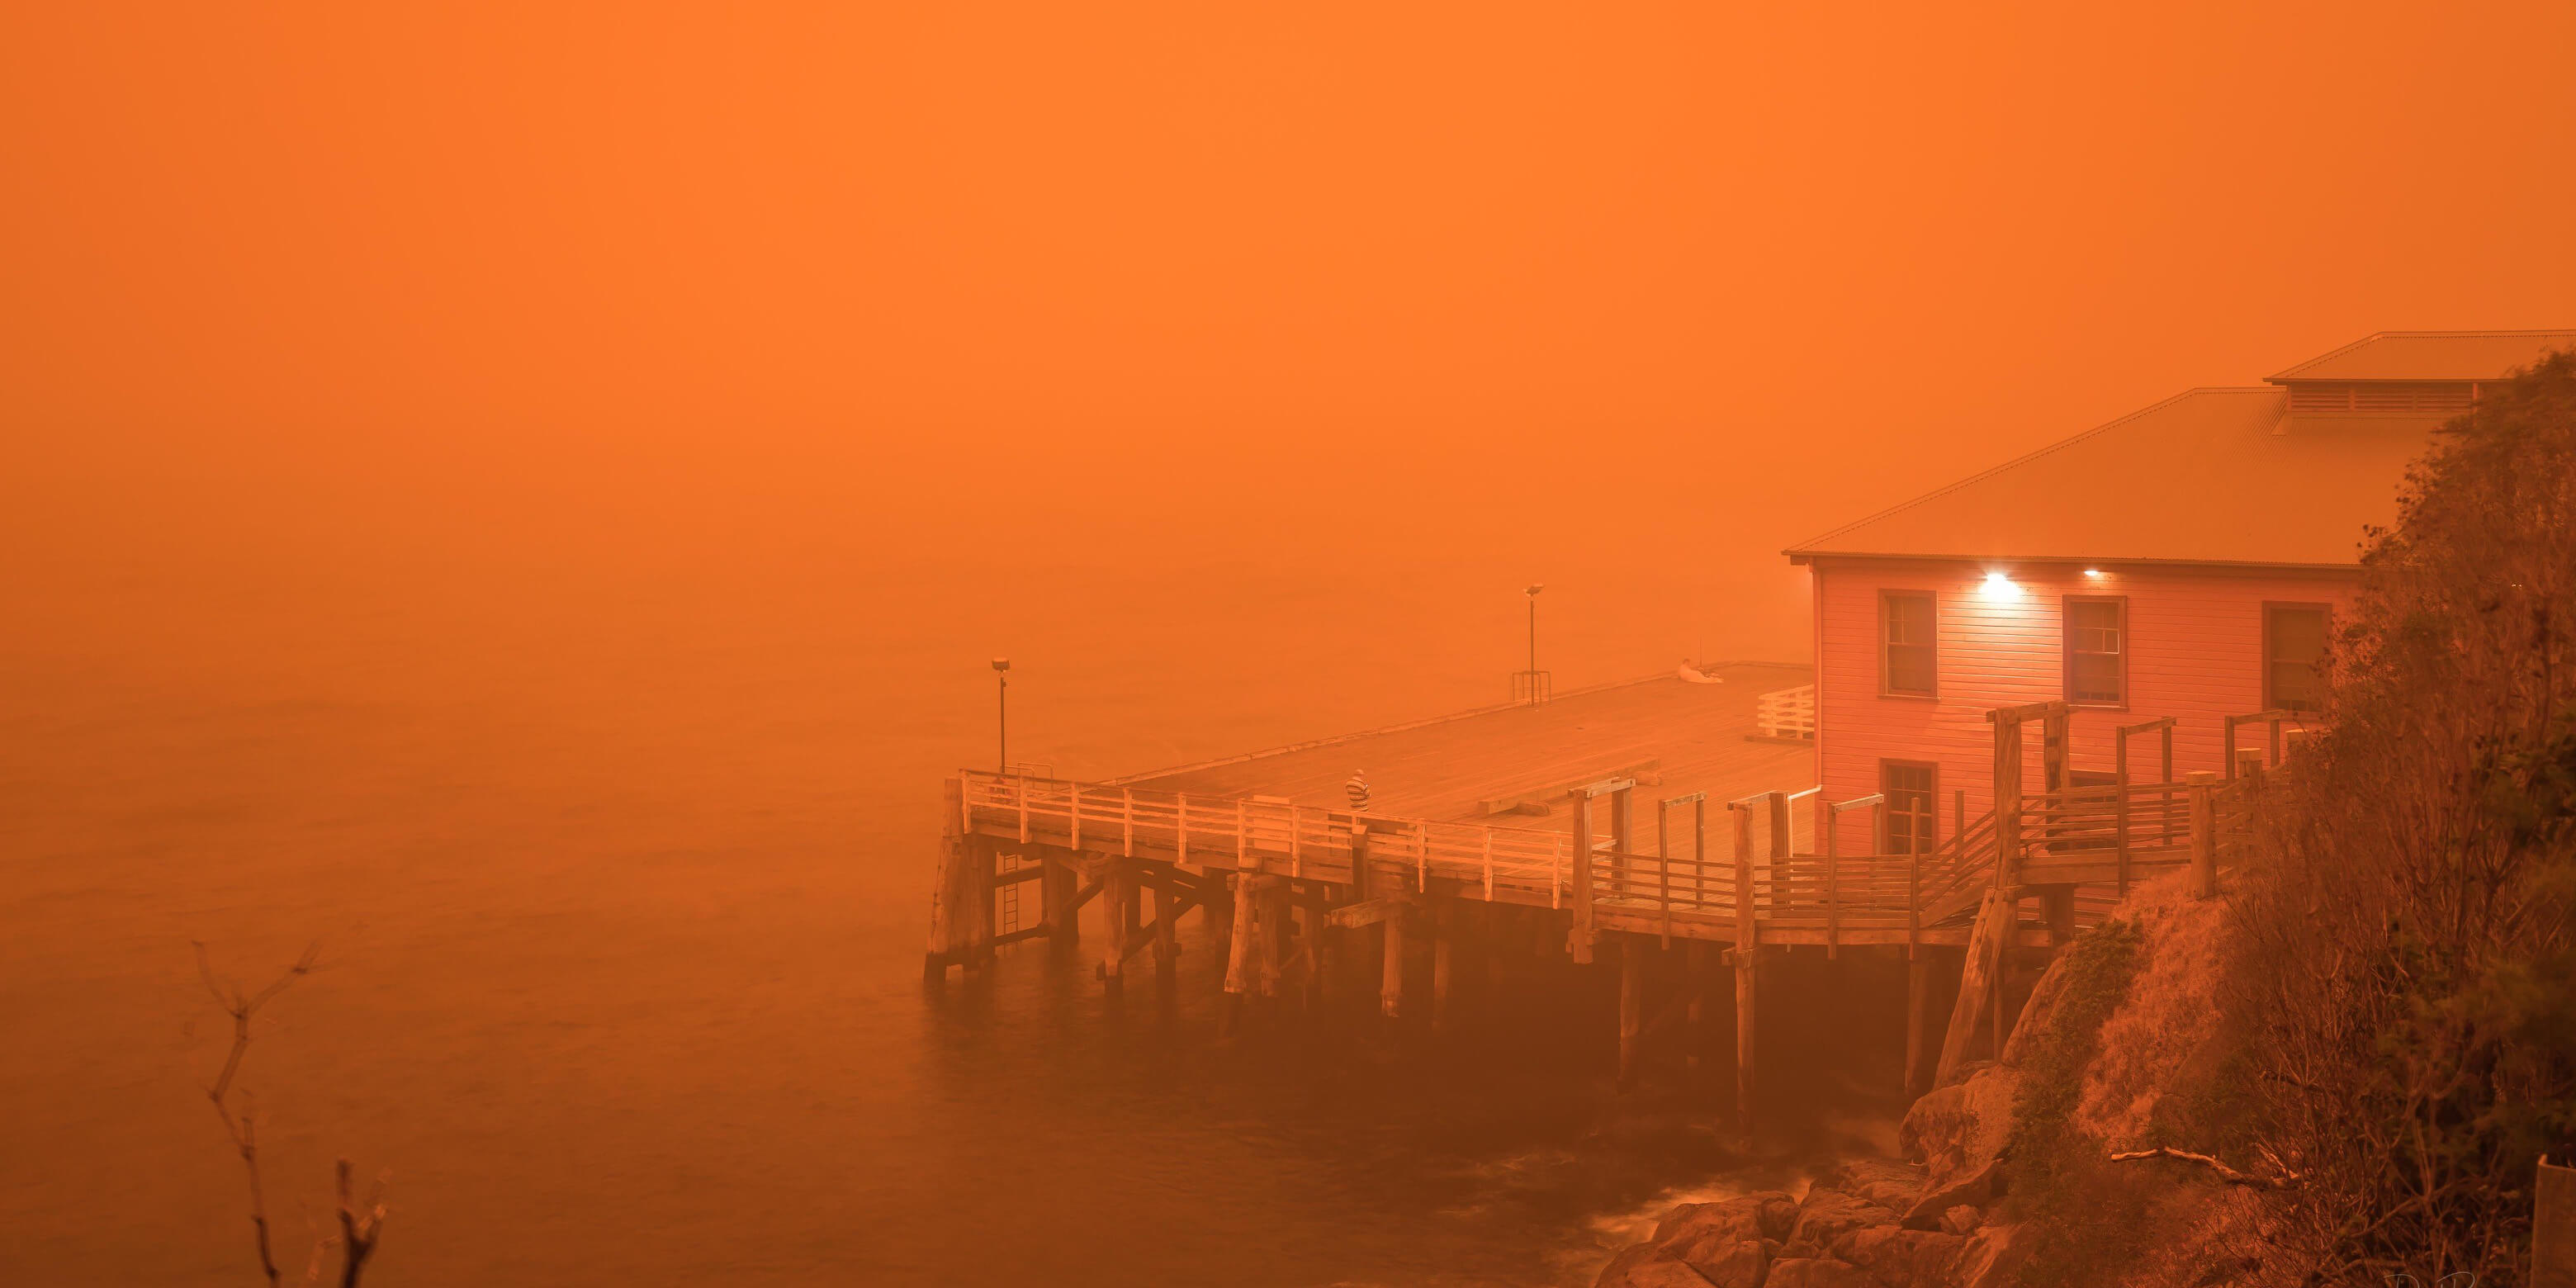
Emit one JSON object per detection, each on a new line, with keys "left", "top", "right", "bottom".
{"left": 2082, "top": 568, "right": 2105, "bottom": 579}
{"left": 1979, "top": 571, "right": 2020, "bottom": 601}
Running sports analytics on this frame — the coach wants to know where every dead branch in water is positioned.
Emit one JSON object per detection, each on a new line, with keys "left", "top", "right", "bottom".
{"left": 196, "top": 942, "right": 387, "bottom": 1286}
{"left": 197, "top": 940, "right": 320, "bottom": 1287}
{"left": 334, "top": 1159, "right": 386, "bottom": 1287}
{"left": 2107, "top": 1144, "right": 2300, "bottom": 1190}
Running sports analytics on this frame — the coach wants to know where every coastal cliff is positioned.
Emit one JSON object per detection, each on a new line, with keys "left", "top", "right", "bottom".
{"left": 1594, "top": 871, "right": 2257, "bottom": 1288}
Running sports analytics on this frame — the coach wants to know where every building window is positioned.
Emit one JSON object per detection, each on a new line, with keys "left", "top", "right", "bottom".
{"left": 2063, "top": 596, "right": 2127, "bottom": 706}
{"left": 2266, "top": 604, "right": 2330, "bottom": 713}
{"left": 1882, "top": 761, "right": 1937, "bottom": 855}
{"left": 1881, "top": 592, "right": 1936, "bottom": 696}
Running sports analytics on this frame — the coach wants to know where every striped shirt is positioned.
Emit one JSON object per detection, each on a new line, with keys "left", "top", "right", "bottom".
{"left": 1344, "top": 773, "right": 1371, "bottom": 812}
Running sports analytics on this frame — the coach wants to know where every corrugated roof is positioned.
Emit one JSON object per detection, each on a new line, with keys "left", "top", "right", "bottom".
{"left": 2268, "top": 329, "right": 2576, "bottom": 382}
{"left": 1785, "top": 388, "right": 2432, "bottom": 567}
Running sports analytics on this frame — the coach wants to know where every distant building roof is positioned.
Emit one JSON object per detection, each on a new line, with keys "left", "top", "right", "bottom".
{"left": 1788, "top": 330, "right": 2572, "bottom": 571}
{"left": 2267, "top": 329, "right": 2576, "bottom": 383}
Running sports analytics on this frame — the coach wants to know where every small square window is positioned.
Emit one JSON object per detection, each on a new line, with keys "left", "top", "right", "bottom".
{"left": 1882, "top": 593, "right": 1936, "bottom": 697}
{"left": 2266, "top": 604, "right": 2329, "bottom": 712}
{"left": 2064, "top": 597, "right": 2126, "bottom": 705}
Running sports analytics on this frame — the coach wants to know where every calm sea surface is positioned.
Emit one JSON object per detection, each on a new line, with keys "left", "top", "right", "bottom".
{"left": 0, "top": 554, "right": 1871, "bottom": 1286}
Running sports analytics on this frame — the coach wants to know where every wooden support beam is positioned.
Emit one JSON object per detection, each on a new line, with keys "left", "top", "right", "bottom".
{"left": 1097, "top": 859, "right": 1132, "bottom": 995}
{"left": 924, "top": 777, "right": 970, "bottom": 983}
{"left": 1151, "top": 883, "right": 1178, "bottom": 997}
{"left": 2038, "top": 885, "right": 2076, "bottom": 945}
{"left": 1258, "top": 883, "right": 1286, "bottom": 1000}
{"left": 1733, "top": 945, "right": 1757, "bottom": 1139}
{"left": 1617, "top": 935, "right": 1646, "bottom": 1088}
{"left": 1221, "top": 874, "right": 1260, "bottom": 1033}
{"left": 1683, "top": 940, "right": 1707, "bottom": 1076}
{"left": 1432, "top": 902, "right": 1454, "bottom": 1034}
{"left": 1610, "top": 785, "right": 1634, "bottom": 892}
{"left": 1348, "top": 823, "right": 1371, "bottom": 902}
{"left": 993, "top": 923, "right": 1052, "bottom": 948}
{"left": 2188, "top": 771, "right": 2218, "bottom": 899}
{"left": 1298, "top": 902, "right": 1324, "bottom": 1011}
{"left": 1569, "top": 788, "right": 1595, "bottom": 964}
{"left": 1903, "top": 953, "right": 1933, "bottom": 1097}
{"left": 1934, "top": 889, "right": 2008, "bottom": 1085}
{"left": 1328, "top": 897, "right": 1404, "bottom": 929}
{"left": 1380, "top": 902, "right": 1406, "bottom": 1020}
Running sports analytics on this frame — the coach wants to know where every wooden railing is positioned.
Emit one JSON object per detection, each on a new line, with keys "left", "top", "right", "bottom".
{"left": 957, "top": 764, "right": 2260, "bottom": 945}
{"left": 960, "top": 771, "right": 1579, "bottom": 907}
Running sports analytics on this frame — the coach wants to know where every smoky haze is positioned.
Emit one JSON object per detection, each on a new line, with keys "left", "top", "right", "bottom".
{"left": 3, "top": 3, "right": 2574, "bottom": 1285}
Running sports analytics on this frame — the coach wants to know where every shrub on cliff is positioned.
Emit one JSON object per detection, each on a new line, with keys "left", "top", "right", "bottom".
{"left": 2224, "top": 351, "right": 2576, "bottom": 1285}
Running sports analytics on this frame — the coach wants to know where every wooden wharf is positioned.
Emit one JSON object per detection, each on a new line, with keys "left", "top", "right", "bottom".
{"left": 924, "top": 670, "right": 2272, "bottom": 1131}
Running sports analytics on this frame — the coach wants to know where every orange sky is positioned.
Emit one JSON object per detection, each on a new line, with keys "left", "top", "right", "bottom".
{"left": 6, "top": 2, "right": 2574, "bottom": 659}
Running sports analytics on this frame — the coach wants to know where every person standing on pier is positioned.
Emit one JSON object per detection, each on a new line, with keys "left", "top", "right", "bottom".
{"left": 1345, "top": 769, "right": 1371, "bottom": 813}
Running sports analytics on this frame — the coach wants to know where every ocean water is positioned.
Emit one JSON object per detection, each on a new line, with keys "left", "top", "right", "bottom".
{"left": 0, "top": 552, "right": 1872, "bottom": 1286}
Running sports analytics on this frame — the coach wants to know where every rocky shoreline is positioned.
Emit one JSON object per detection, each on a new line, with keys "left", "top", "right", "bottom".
{"left": 1592, "top": 873, "right": 2235, "bottom": 1288}
{"left": 1590, "top": 1136, "right": 2028, "bottom": 1288}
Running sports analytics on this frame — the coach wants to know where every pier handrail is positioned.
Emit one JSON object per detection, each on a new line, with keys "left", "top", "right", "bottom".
{"left": 955, "top": 767, "right": 2259, "bottom": 943}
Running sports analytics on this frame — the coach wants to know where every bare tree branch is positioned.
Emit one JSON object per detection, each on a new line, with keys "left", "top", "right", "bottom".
{"left": 2108, "top": 1145, "right": 2301, "bottom": 1190}
{"left": 194, "top": 941, "right": 322, "bottom": 1287}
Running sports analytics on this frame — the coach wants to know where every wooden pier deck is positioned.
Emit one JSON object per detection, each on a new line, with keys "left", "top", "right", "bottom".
{"left": 1109, "top": 661, "right": 1819, "bottom": 836}
{"left": 925, "top": 684, "right": 2271, "bottom": 1126}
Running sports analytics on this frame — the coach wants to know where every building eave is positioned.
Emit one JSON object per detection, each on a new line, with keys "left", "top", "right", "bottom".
{"left": 1783, "top": 549, "right": 2365, "bottom": 574}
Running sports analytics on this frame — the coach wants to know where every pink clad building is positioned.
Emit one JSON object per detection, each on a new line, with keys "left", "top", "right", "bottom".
{"left": 1783, "top": 330, "right": 2574, "bottom": 858}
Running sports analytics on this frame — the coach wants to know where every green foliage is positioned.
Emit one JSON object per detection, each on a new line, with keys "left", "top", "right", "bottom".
{"left": 2000, "top": 918, "right": 2152, "bottom": 1286}
{"left": 2223, "top": 350, "right": 2576, "bottom": 1286}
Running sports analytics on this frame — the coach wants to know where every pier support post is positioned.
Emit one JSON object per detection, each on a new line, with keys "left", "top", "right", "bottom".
{"left": 1618, "top": 935, "right": 1646, "bottom": 1088}
{"left": 1684, "top": 940, "right": 1707, "bottom": 1077}
{"left": 1151, "top": 882, "right": 1178, "bottom": 1000}
{"left": 1569, "top": 788, "right": 1596, "bottom": 964}
{"left": 1431, "top": 902, "right": 1454, "bottom": 1034}
{"left": 925, "top": 777, "right": 971, "bottom": 983}
{"left": 1258, "top": 883, "right": 1286, "bottom": 1002}
{"left": 2187, "top": 771, "right": 2218, "bottom": 899}
{"left": 1098, "top": 858, "right": 1131, "bottom": 997}
{"left": 1221, "top": 874, "right": 1260, "bottom": 1032}
{"left": 2038, "top": 885, "right": 2076, "bottom": 945}
{"left": 1729, "top": 796, "right": 1761, "bottom": 1138}
{"left": 1299, "top": 899, "right": 1324, "bottom": 1011}
{"left": 1381, "top": 903, "right": 1406, "bottom": 1020}
{"left": 1732, "top": 948, "right": 1758, "bottom": 1137}
{"left": 1903, "top": 950, "right": 1932, "bottom": 1097}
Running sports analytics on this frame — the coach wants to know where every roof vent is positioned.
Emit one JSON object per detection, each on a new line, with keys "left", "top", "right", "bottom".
{"left": 2283, "top": 381, "right": 2477, "bottom": 416}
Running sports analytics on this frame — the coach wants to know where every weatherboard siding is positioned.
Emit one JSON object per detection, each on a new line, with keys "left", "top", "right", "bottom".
{"left": 1808, "top": 557, "right": 2357, "bottom": 855}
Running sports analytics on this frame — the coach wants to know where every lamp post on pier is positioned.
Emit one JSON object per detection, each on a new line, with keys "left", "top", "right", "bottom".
{"left": 1515, "top": 584, "right": 1547, "bottom": 706}
{"left": 1526, "top": 584, "right": 1543, "bottom": 680}
{"left": 992, "top": 657, "right": 1010, "bottom": 773}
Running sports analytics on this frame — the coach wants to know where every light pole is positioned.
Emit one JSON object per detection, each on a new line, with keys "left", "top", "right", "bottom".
{"left": 992, "top": 657, "right": 1010, "bottom": 773}
{"left": 1526, "top": 584, "right": 1544, "bottom": 675}
{"left": 1524, "top": 584, "right": 1544, "bottom": 704}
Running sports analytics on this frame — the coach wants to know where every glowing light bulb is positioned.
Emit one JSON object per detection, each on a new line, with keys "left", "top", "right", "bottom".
{"left": 2082, "top": 568, "right": 2104, "bottom": 579}
{"left": 1980, "top": 571, "right": 2020, "bottom": 601}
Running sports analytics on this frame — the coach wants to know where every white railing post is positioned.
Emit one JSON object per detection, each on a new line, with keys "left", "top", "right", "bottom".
{"left": 1175, "top": 793, "right": 1187, "bottom": 864}
{"left": 1122, "top": 788, "right": 1134, "bottom": 857}
{"left": 1290, "top": 804, "right": 1302, "bottom": 878}
{"left": 1482, "top": 828, "right": 1494, "bottom": 900}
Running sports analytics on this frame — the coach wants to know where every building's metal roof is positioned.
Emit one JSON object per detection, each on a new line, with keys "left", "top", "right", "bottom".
{"left": 2267, "top": 329, "right": 2576, "bottom": 382}
{"left": 1785, "top": 387, "right": 2432, "bottom": 568}
{"left": 1789, "top": 331, "right": 2574, "bottom": 570}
